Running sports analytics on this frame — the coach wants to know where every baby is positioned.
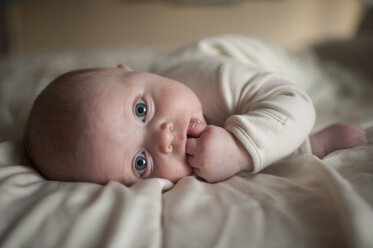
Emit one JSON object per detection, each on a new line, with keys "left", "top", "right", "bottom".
{"left": 24, "top": 36, "right": 368, "bottom": 186}
{"left": 25, "top": 64, "right": 367, "bottom": 186}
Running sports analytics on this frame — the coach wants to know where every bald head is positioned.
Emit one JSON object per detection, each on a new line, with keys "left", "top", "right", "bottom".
{"left": 25, "top": 69, "right": 114, "bottom": 182}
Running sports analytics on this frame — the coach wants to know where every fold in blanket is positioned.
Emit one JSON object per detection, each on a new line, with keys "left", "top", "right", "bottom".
{"left": 0, "top": 137, "right": 372, "bottom": 247}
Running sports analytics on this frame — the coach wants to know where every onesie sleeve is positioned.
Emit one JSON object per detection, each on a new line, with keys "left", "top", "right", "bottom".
{"left": 220, "top": 60, "right": 316, "bottom": 172}
{"left": 154, "top": 56, "right": 316, "bottom": 173}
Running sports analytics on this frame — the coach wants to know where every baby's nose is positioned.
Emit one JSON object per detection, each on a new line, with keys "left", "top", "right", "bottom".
{"left": 159, "top": 122, "right": 174, "bottom": 154}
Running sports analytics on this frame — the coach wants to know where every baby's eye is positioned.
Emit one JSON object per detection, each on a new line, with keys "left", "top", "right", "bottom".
{"left": 134, "top": 152, "right": 147, "bottom": 176}
{"left": 134, "top": 99, "right": 147, "bottom": 122}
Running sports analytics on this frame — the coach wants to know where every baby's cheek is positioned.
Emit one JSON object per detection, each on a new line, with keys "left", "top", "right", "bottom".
{"left": 154, "top": 157, "right": 192, "bottom": 182}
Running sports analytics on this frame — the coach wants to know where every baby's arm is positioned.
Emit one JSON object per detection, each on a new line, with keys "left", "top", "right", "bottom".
{"left": 186, "top": 122, "right": 253, "bottom": 183}
{"left": 187, "top": 123, "right": 368, "bottom": 182}
{"left": 157, "top": 57, "right": 316, "bottom": 180}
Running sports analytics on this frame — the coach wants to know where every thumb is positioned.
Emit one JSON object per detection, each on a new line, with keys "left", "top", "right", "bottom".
{"left": 187, "top": 118, "right": 207, "bottom": 138}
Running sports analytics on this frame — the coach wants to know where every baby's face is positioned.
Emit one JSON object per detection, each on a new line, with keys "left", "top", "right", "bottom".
{"left": 77, "top": 68, "right": 205, "bottom": 185}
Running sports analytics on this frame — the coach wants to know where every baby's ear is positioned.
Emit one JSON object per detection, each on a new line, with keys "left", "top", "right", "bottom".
{"left": 117, "top": 64, "right": 133, "bottom": 72}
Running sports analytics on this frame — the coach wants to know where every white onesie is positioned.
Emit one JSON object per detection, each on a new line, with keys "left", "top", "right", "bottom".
{"left": 152, "top": 35, "right": 315, "bottom": 173}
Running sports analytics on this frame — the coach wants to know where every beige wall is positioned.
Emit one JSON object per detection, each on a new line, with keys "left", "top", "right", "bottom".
{"left": 7, "top": 0, "right": 362, "bottom": 55}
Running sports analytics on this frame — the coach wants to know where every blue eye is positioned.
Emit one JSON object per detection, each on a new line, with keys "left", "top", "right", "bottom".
{"left": 135, "top": 99, "right": 147, "bottom": 122}
{"left": 134, "top": 152, "right": 147, "bottom": 176}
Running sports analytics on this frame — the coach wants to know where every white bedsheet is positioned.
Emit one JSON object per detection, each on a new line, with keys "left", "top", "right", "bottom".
{"left": 0, "top": 36, "right": 372, "bottom": 248}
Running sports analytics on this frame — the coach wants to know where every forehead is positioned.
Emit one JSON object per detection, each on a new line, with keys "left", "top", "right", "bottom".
{"left": 66, "top": 69, "right": 135, "bottom": 101}
{"left": 87, "top": 69, "right": 150, "bottom": 91}
{"left": 78, "top": 70, "right": 141, "bottom": 184}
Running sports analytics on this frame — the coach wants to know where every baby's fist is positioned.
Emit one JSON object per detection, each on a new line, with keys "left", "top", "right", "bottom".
{"left": 186, "top": 125, "right": 252, "bottom": 183}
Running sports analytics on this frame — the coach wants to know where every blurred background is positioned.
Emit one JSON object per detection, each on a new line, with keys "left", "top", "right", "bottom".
{"left": 0, "top": 0, "right": 369, "bottom": 56}
{"left": 0, "top": 0, "right": 372, "bottom": 140}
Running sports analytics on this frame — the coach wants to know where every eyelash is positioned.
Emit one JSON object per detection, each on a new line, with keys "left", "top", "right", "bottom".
{"left": 134, "top": 98, "right": 148, "bottom": 122}
{"left": 133, "top": 150, "right": 154, "bottom": 179}
{"left": 134, "top": 152, "right": 148, "bottom": 177}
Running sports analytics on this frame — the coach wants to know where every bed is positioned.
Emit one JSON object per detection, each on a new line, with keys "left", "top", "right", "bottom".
{"left": 0, "top": 35, "right": 372, "bottom": 248}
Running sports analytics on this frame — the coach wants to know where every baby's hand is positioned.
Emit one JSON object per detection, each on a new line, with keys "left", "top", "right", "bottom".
{"left": 186, "top": 124, "right": 253, "bottom": 183}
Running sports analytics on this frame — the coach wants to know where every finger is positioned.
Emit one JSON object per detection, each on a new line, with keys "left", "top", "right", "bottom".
{"left": 186, "top": 138, "right": 199, "bottom": 155}
{"left": 187, "top": 118, "right": 207, "bottom": 138}
{"left": 187, "top": 154, "right": 196, "bottom": 168}
{"left": 187, "top": 154, "right": 204, "bottom": 169}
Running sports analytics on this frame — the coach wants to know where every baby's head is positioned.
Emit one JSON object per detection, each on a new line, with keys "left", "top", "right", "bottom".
{"left": 25, "top": 65, "right": 205, "bottom": 185}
